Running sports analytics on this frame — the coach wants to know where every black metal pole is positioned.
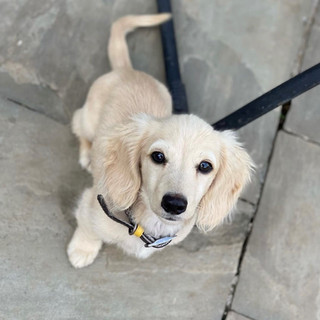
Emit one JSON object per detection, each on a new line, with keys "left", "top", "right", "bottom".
{"left": 157, "top": 0, "right": 189, "bottom": 114}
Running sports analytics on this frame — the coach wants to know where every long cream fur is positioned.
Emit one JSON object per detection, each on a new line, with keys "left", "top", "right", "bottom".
{"left": 67, "top": 14, "right": 254, "bottom": 268}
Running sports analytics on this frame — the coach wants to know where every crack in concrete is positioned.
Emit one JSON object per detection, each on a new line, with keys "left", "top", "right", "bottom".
{"left": 221, "top": 128, "right": 278, "bottom": 319}
{"left": 238, "top": 197, "right": 256, "bottom": 208}
{"left": 6, "top": 97, "right": 66, "bottom": 125}
{"left": 7, "top": 97, "right": 43, "bottom": 114}
{"left": 229, "top": 310, "right": 257, "bottom": 320}
{"left": 282, "top": 128, "right": 320, "bottom": 147}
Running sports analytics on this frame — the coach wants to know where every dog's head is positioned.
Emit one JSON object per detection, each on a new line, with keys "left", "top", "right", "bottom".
{"left": 93, "top": 114, "right": 253, "bottom": 231}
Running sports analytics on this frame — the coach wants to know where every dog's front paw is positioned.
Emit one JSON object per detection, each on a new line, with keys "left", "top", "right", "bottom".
{"left": 68, "top": 247, "right": 99, "bottom": 268}
{"left": 67, "top": 228, "right": 102, "bottom": 268}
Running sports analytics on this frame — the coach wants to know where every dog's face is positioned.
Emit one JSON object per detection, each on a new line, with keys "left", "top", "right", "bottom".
{"left": 94, "top": 114, "right": 253, "bottom": 231}
{"left": 139, "top": 116, "right": 222, "bottom": 224}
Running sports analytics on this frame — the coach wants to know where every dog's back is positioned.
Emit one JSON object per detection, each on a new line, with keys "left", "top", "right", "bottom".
{"left": 79, "top": 14, "right": 173, "bottom": 132}
{"left": 73, "top": 14, "right": 173, "bottom": 136}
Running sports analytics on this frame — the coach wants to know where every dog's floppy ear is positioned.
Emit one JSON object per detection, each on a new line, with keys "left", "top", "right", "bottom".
{"left": 196, "top": 131, "right": 254, "bottom": 232}
{"left": 95, "top": 114, "right": 152, "bottom": 210}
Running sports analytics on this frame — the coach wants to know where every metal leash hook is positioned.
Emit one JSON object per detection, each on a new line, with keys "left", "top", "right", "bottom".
{"left": 97, "top": 195, "right": 176, "bottom": 249}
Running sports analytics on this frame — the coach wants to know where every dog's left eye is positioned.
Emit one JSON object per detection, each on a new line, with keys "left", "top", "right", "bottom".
{"left": 151, "top": 151, "right": 166, "bottom": 164}
{"left": 198, "top": 161, "right": 213, "bottom": 174}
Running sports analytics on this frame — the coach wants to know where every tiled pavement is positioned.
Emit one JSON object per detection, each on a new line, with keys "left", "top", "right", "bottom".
{"left": 0, "top": 1, "right": 319, "bottom": 319}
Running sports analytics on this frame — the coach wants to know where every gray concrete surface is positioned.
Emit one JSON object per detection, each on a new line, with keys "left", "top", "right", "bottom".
{"left": 1, "top": 0, "right": 320, "bottom": 319}
{"left": 0, "top": 0, "right": 166, "bottom": 123}
{"left": 226, "top": 311, "right": 253, "bottom": 320}
{"left": 231, "top": 4, "right": 320, "bottom": 319}
{"left": 232, "top": 132, "right": 320, "bottom": 320}
{"left": 285, "top": 3, "right": 320, "bottom": 144}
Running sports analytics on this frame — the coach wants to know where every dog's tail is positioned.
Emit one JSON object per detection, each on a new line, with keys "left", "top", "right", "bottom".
{"left": 108, "top": 14, "right": 171, "bottom": 70}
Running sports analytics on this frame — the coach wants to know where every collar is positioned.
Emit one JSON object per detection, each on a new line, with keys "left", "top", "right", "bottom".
{"left": 97, "top": 195, "right": 176, "bottom": 249}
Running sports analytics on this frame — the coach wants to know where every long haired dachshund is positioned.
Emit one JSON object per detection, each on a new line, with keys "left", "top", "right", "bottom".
{"left": 67, "top": 14, "right": 253, "bottom": 268}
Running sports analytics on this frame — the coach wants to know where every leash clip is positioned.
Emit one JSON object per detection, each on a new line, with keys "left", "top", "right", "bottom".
{"left": 128, "top": 222, "right": 175, "bottom": 248}
{"left": 144, "top": 236, "right": 175, "bottom": 248}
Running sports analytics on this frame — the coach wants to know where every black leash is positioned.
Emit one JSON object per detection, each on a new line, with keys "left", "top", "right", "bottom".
{"left": 157, "top": 0, "right": 320, "bottom": 130}
{"left": 157, "top": 0, "right": 189, "bottom": 114}
{"left": 213, "top": 63, "right": 320, "bottom": 130}
{"left": 97, "top": 195, "right": 176, "bottom": 249}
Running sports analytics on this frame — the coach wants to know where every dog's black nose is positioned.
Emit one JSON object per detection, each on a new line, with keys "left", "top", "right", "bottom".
{"left": 161, "top": 193, "right": 188, "bottom": 215}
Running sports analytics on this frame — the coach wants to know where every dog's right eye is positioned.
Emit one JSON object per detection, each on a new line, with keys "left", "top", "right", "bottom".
{"left": 198, "top": 161, "right": 213, "bottom": 174}
{"left": 151, "top": 151, "right": 166, "bottom": 164}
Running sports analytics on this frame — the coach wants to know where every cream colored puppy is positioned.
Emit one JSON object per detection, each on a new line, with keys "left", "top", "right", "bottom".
{"left": 67, "top": 14, "right": 254, "bottom": 268}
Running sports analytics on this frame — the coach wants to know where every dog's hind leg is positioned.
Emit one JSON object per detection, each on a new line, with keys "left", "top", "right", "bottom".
{"left": 71, "top": 106, "right": 96, "bottom": 172}
{"left": 78, "top": 136, "right": 92, "bottom": 172}
{"left": 71, "top": 76, "right": 115, "bottom": 172}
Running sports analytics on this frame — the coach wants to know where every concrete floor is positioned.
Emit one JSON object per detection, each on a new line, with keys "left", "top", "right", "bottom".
{"left": 1, "top": 1, "right": 320, "bottom": 319}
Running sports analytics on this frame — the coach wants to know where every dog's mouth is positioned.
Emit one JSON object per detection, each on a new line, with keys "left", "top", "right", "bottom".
{"left": 164, "top": 216, "right": 178, "bottom": 221}
{"left": 159, "top": 213, "right": 181, "bottom": 223}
